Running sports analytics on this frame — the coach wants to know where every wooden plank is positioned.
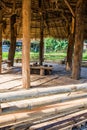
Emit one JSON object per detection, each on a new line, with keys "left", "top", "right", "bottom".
{"left": 30, "top": 66, "right": 53, "bottom": 70}
{"left": 29, "top": 109, "right": 87, "bottom": 130}
{"left": 30, "top": 66, "right": 53, "bottom": 75}
{"left": 47, "top": 118, "right": 87, "bottom": 130}
{"left": 8, "top": 109, "right": 79, "bottom": 130}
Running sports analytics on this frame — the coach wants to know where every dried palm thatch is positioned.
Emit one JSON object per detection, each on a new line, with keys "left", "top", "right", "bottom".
{"left": 0, "top": 0, "right": 84, "bottom": 39}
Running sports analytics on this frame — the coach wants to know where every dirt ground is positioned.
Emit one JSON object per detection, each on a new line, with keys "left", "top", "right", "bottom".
{"left": 0, "top": 62, "right": 87, "bottom": 92}
{"left": 1, "top": 62, "right": 87, "bottom": 130}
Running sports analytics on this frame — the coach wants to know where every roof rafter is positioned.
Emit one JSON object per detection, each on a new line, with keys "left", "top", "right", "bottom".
{"left": 64, "top": 0, "right": 75, "bottom": 17}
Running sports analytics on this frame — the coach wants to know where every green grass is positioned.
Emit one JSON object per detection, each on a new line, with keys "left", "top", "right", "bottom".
{"left": 44, "top": 52, "right": 66, "bottom": 61}
{"left": 82, "top": 51, "right": 87, "bottom": 61}
{"left": 2, "top": 51, "right": 87, "bottom": 61}
{"left": 2, "top": 52, "right": 22, "bottom": 59}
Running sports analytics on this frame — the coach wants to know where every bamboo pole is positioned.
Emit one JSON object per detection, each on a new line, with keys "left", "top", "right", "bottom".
{"left": 0, "top": 83, "right": 87, "bottom": 103}
{"left": 29, "top": 105, "right": 87, "bottom": 130}
{"left": 39, "top": 118, "right": 87, "bottom": 130}
{"left": 8, "top": 109, "right": 80, "bottom": 130}
{"left": 22, "top": 0, "right": 31, "bottom": 88}
{"left": 1, "top": 101, "right": 87, "bottom": 128}
{"left": 2, "top": 93, "right": 87, "bottom": 113}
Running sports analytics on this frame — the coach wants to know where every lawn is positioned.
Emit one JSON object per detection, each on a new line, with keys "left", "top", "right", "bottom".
{"left": 2, "top": 51, "right": 87, "bottom": 62}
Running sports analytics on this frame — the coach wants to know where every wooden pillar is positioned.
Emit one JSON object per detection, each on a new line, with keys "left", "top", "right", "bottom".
{"left": 66, "top": 17, "right": 75, "bottom": 71}
{"left": 72, "top": 0, "right": 85, "bottom": 79}
{"left": 22, "top": 0, "right": 31, "bottom": 89}
{"left": 0, "top": 9, "right": 2, "bottom": 74}
{"left": 0, "top": 8, "right": 2, "bottom": 113}
{"left": 39, "top": 15, "right": 44, "bottom": 65}
{"left": 8, "top": 14, "right": 16, "bottom": 67}
{"left": 39, "top": 0, "right": 44, "bottom": 65}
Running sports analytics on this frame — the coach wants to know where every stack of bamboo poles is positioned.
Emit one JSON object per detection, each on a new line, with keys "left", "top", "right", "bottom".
{"left": 0, "top": 83, "right": 87, "bottom": 129}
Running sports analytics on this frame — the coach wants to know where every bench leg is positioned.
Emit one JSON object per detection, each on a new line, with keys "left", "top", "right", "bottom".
{"left": 49, "top": 70, "right": 52, "bottom": 75}
{"left": 40, "top": 69, "right": 44, "bottom": 76}
{"left": 7, "top": 62, "right": 11, "bottom": 67}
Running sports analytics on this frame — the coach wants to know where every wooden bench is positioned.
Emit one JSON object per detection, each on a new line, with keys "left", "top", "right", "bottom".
{"left": 2, "top": 60, "right": 11, "bottom": 67}
{"left": 14, "top": 58, "right": 22, "bottom": 63}
{"left": 30, "top": 65, "right": 53, "bottom": 76}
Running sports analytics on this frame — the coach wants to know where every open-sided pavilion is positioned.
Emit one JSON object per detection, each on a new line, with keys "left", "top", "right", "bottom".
{"left": 0, "top": 0, "right": 87, "bottom": 89}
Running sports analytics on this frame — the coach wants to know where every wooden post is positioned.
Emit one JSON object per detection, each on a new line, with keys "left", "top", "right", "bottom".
{"left": 66, "top": 17, "right": 75, "bottom": 71}
{"left": 72, "top": 0, "right": 85, "bottom": 79}
{"left": 0, "top": 9, "right": 2, "bottom": 74}
{"left": 22, "top": 0, "right": 31, "bottom": 89}
{"left": 8, "top": 14, "right": 16, "bottom": 67}
{"left": 0, "top": 8, "right": 2, "bottom": 112}
{"left": 39, "top": 0, "right": 44, "bottom": 65}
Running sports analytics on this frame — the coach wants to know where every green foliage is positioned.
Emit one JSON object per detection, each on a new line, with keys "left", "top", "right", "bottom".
{"left": 44, "top": 37, "right": 68, "bottom": 52}
{"left": 31, "top": 40, "right": 39, "bottom": 52}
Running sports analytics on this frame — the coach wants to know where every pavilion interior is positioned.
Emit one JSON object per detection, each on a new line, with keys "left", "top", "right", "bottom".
{"left": 0, "top": 1, "right": 87, "bottom": 129}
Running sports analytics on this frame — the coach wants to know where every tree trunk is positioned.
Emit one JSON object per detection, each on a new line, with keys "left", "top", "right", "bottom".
{"left": 22, "top": 0, "right": 31, "bottom": 89}
{"left": 72, "top": 0, "right": 85, "bottom": 79}
{"left": 8, "top": 14, "right": 16, "bottom": 67}
{"left": 66, "top": 17, "right": 75, "bottom": 71}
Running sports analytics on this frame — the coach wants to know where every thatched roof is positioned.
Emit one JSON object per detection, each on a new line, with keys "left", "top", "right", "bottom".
{"left": 0, "top": 0, "right": 87, "bottom": 39}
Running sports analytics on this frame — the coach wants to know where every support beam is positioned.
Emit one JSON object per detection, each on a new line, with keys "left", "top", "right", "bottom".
{"left": 0, "top": 9, "right": 2, "bottom": 73}
{"left": 66, "top": 17, "right": 75, "bottom": 71}
{"left": 22, "top": 0, "right": 31, "bottom": 89}
{"left": 8, "top": 14, "right": 16, "bottom": 67}
{"left": 39, "top": 0, "right": 44, "bottom": 65}
{"left": 39, "top": 15, "right": 44, "bottom": 65}
{"left": 0, "top": 8, "right": 2, "bottom": 112}
{"left": 64, "top": 0, "right": 75, "bottom": 17}
{"left": 72, "top": 0, "right": 85, "bottom": 79}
